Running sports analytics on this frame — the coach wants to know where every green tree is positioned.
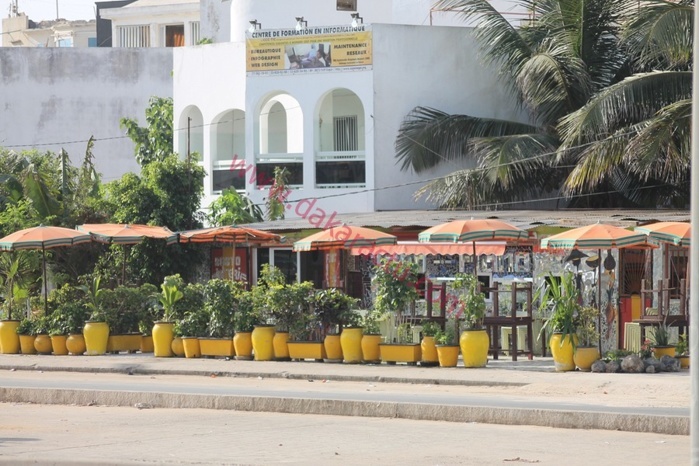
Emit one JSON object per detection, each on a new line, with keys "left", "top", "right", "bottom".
{"left": 558, "top": 0, "right": 693, "bottom": 206}
{"left": 103, "top": 97, "right": 206, "bottom": 285}
{"left": 395, "top": 0, "right": 691, "bottom": 209}
{"left": 208, "top": 188, "right": 263, "bottom": 226}
{"left": 120, "top": 96, "right": 175, "bottom": 167}
{"left": 102, "top": 155, "right": 206, "bottom": 285}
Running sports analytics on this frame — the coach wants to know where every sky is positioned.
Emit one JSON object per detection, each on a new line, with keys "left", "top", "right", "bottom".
{"left": 7, "top": 0, "right": 96, "bottom": 21}
{"left": 1, "top": 0, "right": 96, "bottom": 34}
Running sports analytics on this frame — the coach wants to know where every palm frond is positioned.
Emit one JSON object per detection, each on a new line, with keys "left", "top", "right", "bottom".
{"left": 558, "top": 71, "right": 692, "bottom": 145}
{"left": 471, "top": 133, "right": 559, "bottom": 188}
{"left": 516, "top": 42, "right": 591, "bottom": 124}
{"left": 625, "top": 99, "right": 691, "bottom": 182}
{"left": 395, "top": 106, "right": 537, "bottom": 173}
{"left": 562, "top": 125, "right": 640, "bottom": 194}
{"left": 623, "top": 0, "right": 693, "bottom": 71}
{"left": 414, "top": 169, "right": 488, "bottom": 210}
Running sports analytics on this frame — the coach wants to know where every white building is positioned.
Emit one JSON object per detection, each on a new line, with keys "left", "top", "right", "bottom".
{"left": 99, "top": 0, "right": 201, "bottom": 47}
{"left": 173, "top": 0, "right": 530, "bottom": 219}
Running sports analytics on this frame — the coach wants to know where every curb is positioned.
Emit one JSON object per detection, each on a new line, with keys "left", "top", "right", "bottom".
{"left": 0, "top": 364, "right": 528, "bottom": 388}
{"left": 0, "top": 387, "right": 688, "bottom": 436}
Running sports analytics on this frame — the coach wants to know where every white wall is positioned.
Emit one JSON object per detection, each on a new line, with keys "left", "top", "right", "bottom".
{"left": 200, "top": 0, "right": 231, "bottom": 43}
{"left": 173, "top": 41, "right": 247, "bottom": 208}
{"left": 229, "top": 0, "right": 530, "bottom": 42}
{"left": 0, "top": 47, "right": 172, "bottom": 181}
{"left": 371, "top": 24, "right": 528, "bottom": 211}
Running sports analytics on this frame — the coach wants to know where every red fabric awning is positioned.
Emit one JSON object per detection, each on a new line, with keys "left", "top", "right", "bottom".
{"left": 349, "top": 242, "right": 507, "bottom": 257}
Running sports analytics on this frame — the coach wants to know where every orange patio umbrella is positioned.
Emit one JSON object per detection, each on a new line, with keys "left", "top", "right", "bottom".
{"left": 418, "top": 219, "right": 528, "bottom": 276}
{"left": 540, "top": 223, "right": 651, "bottom": 353}
{"left": 78, "top": 224, "right": 179, "bottom": 284}
{"left": 178, "top": 225, "right": 284, "bottom": 245}
{"left": 77, "top": 224, "right": 178, "bottom": 245}
{"left": 635, "top": 221, "right": 690, "bottom": 248}
{"left": 0, "top": 225, "right": 92, "bottom": 311}
{"left": 293, "top": 225, "right": 397, "bottom": 252}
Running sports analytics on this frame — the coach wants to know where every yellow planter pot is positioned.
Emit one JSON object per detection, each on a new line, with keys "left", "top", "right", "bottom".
{"left": 550, "top": 333, "right": 576, "bottom": 372}
{"left": 66, "top": 334, "right": 86, "bottom": 355}
{"left": 678, "top": 355, "right": 690, "bottom": 369}
{"left": 0, "top": 320, "right": 20, "bottom": 354}
{"left": 152, "top": 322, "right": 174, "bottom": 357}
{"left": 287, "top": 341, "right": 326, "bottom": 361}
{"left": 182, "top": 337, "right": 201, "bottom": 358}
{"left": 251, "top": 325, "right": 275, "bottom": 361}
{"left": 420, "top": 336, "right": 438, "bottom": 365}
{"left": 19, "top": 335, "right": 37, "bottom": 355}
{"left": 140, "top": 335, "right": 154, "bottom": 353}
{"left": 50, "top": 335, "right": 69, "bottom": 356}
{"left": 273, "top": 331, "right": 290, "bottom": 360}
{"left": 654, "top": 346, "right": 676, "bottom": 358}
{"left": 34, "top": 334, "right": 53, "bottom": 354}
{"left": 233, "top": 332, "right": 253, "bottom": 360}
{"left": 171, "top": 337, "right": 185, "bottom": 357}
{"left": 361, "top": 334, "right": 382, "bottom": 363}
{"left": 324, "top": 334, "right": 343, "bottom": 362}
{"left": 573, "top": 346, "right": 600, "bottom": 372}
{"left": 459, "top": 329, "right": 489, "bottom": 368}
{"left": 379, "top": 344, "right": 422, "bottom": 365}
{"left": 83, "top": 321, "right": 110, "bottom": 356}
{"left": 106, "top": 334, "right": 142, "bottom": 353}
{"left": 436, "top": 345, "right": 460, "bottom": 367}
{"left": 199, "top": 338, "right": 234, "bottom": 358}
{"left": 340, "top": 327, "right": 363, "bottom": 364}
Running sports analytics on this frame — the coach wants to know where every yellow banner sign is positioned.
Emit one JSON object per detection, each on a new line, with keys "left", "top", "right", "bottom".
{"left": 246, "top": 25, "right": 372, "bottom": 75}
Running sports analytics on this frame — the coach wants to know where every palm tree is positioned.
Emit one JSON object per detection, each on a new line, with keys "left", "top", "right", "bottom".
{"left": 559, "top": 0, "right": 693, "bottom": 206}
{"left": 395, "top": 0, "right": 691, "bottom": 208}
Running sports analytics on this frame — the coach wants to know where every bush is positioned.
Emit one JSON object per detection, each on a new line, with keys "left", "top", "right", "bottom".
{"left": 204, "top": 279, "right": 242, "bottom": 338}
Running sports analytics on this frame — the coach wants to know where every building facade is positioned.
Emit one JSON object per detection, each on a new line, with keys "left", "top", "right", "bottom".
{"left": 173, "top": 0, "right": 529, "bottom": 217}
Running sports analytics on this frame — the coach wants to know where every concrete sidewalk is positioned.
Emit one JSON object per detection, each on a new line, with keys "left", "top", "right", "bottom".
{"left": 0, "top": 353, "right": 690, "bottom": 435}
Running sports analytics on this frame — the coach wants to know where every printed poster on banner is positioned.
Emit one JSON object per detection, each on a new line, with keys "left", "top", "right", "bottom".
{"left": 246, "top": 25, "right": 372, "bottom": 76}
{"left": 211, "top": 247, "right": 248, "bottom": 282}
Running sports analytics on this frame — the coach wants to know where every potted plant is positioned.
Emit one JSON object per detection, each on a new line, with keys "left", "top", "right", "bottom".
{"left": 650, "top": 320, "right": 676, "bottom": 358}
{"left": 80, "top": 276, "right": 110, "bottom": 356}
{"left": 360, "top": 309, "right": 383, "bottom": 364}
{"left": 537, "top": 272, "right": 580, "bottom": 372}
{"left": 452, "top": 273, "right": 489, "bottom": 368}
{"left": 676, "top": 333, "right": 689, "bottom": 369}
{"left": 48, "top": 284, "right": 90, "bottom": 355}
{"left": 373, "top": 259, "right": 421, "bottom": 365}
{"left": 198, "top": 279, "right": 239, "bottom": 358}
{"left": 137, "top": 284, "right": 159, "bottom": 353}
{"left": 434, "top": 314, "right": 460, "bottom": 367}
{"left": 250, "top": 264, "right": 284, "bottom": 361}
{"left": 103, "top": 286, "right": 144, "bottom": 354}
{"left": 420, "top": 320, "right": 441, "bottom": 366}
{"left": 16, "top": 316, "right": 37, "bottom": 355}
{"left": 287, "top": 299, "right": 325, "bottom": 362}
{"left": 0, "top": 252, "right": 31, "bottom": 354}
{"left": 48, "top": 305, "right": 75, "bottom": 356}
{"left": 311, "top": 288, "right": 360, "bottom": 363}
{"left": 153, "top": 275, "right": 184, "bottom": 357}
{"left": 176, "top": 308, "right": 208, "bottom": 358}
{"left": 32, "top": 314, "right": 53, "bottom": 355}
{"left": 233, "top": 289, "right": 257, "bottom": 360}
{"left": 573, "top": 306, "right": 600, "bottom": 371}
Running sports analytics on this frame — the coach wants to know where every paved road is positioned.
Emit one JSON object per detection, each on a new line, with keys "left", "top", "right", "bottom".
{"left": 0, "top": 402, "right": 689, "bottom": 466}
{"left": 0, "top": 353, "right": 690, "bottom": 435}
